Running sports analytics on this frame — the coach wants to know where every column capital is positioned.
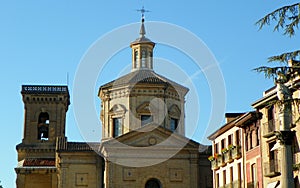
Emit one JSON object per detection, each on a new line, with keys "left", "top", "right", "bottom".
{"left": 275, "top": 130, "right": 295, "bottom": 145}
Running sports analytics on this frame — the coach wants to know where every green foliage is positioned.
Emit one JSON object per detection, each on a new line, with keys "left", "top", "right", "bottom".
{"left": 256, "top": 3, "right": 300, "bottom": 37}
{"left": 256, "top": 3, "right": 300, "bottom": 63}
{"left": 253, "top": 64, "right": 300, "bottom": 81}
{"left": 268, "top": 50, "right": 300, "bottom": 63}
{"left": 293, "top": 163, "right": 300, "bottom": 171}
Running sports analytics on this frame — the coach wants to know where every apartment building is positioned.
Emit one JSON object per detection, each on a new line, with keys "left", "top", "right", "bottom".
{"left": 235, "top": 112, "right": 263, "bottom": 188}
{"left": 252, "top": 74, "right": 300, "bottom": 188}
{"left": 208, "top": 113, "right": 244, "bottom": 188}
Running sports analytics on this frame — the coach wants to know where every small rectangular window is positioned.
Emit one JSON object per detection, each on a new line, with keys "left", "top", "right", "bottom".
{"left": 216, "top": 173, "right": 219, "bottom": 188}
{"left": 170, "top": 118, "right": 178, "bottom": 132}
{"left": 113, "top": 118, "right": 122, "bottom": 137}
{"left": 141, "top": 115, "right": 153, "bottom": 126}
{"left": 228, "top": 134, "right": 232, "bottom": 145}
{"left": 230, "top": 166, "right": 233, "bottom": 183}
{"left": 214, "top": 143, "right": 219, "bottom": 154}
{"left": 223, "top": 170, "right": 226, "bottom": 186}
{"left": 221, "top": 139, "right": 225, "bottom": 150}
{"left": 236, "top": 130, "right": 240, "bottom": 145}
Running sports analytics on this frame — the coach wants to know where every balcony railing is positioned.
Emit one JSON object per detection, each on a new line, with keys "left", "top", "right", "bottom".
{"left": 217, "top": 155, "right": 226, "bottom": 167}
{"left": 264, "top": 159, "right": 281, "bottom": 177}
{"left": 224, "top": 150, "right": 233, "bottom": 163}
{"left": 211, "top": 159, "right": 219, "bottom": 170}
{"left": 247, "top": 181, "right": 258, "bottom": 188}
{"left": 232, "top": 146, "right": 242, "bottom": 159}
{"left": 263, "top": 120, "right": 277, "bottom": 138}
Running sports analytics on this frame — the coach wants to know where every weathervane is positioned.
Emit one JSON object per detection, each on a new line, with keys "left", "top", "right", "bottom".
{"left": 136, "top": 6, "right": 150, "bottom": 19}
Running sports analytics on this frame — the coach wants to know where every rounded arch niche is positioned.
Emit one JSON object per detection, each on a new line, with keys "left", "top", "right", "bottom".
{"left": 145, "top": 178, "right": 161, "bottom": 188}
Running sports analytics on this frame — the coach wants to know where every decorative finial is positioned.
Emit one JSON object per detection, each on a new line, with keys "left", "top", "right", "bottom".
{"left": 136, "top": 6, "right": 150, "bottom": 37}
{"left": 136, "top": 6, "right": 150, "bottom": 21}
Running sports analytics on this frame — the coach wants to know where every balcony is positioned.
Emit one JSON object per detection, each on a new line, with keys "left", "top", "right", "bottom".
{"left": 222, "top": 180, "right": 243, "bottom": 188}
{"left": 231, "top": 146, "right": 242, "bottom": 159}
{"left": 224, "top": 150, "right": 233, "bottom": 163}
{"left": 247, "top": 181, "right": 258, "bottom": 188}
{"left": 263, "top": 120, "right": 277, "bottom": 138}
{"left": 211, "top": 159, "right": 219, "bottom": 170}
{"left": 264, "top": 160, "right": 281, "bottom": 177}
{"left": 217, "top": 155, "right": 226, "bottom": 167}
{"left": 233, "top": 180, "right": 242, "bottom": 188}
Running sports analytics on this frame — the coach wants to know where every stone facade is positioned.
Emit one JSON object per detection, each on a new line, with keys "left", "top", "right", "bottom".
{"left": 252, "top": 67, "right": 300, "bottom": 188}
{"left": 15, "top": 18, "right": 212, "bottom": 188}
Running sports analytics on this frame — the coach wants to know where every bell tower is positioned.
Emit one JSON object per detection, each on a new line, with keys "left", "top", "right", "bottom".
{"left": 17, "top": 85, "right": 70, "bottom": 160}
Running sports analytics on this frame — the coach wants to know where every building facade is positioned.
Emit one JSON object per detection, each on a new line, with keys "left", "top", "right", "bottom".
{"left": 15, "top": 17, "right": 212, "bottom": 188}
{"left": 235, "top": 112, "right": 263, "bottom": 188}
{"left": 208, "top": 113, "right": 245, "bottom": 188}
{"left": 252, "top": 64, "right": 300, "bottom": 188}
{"left": 208, "top": 60, "right": 300, "bottom": 188}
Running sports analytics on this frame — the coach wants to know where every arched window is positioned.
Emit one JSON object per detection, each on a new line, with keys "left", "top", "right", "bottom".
{"left": 134, "top": 50, "right": 138, "bottom": 68}
{"left": 37, "top": 112, "right": 49, "bottom": 140}
{"left": 149, "top": 51, "right": 153, "bottom": 68}
{"left": 145, "top": 178, "right": 161, "bottom": 188}
{"left": 141, "top": 50, "right": 147, "bottom": 68}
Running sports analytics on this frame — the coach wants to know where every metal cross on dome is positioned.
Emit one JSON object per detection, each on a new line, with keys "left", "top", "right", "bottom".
{"left": 136, "top": 6, "right": 150, "bottom": 19}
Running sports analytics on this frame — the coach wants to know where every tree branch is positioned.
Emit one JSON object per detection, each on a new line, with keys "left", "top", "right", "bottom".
{"left": 268, "top": 50, "right": 300, "bottom": 63}
{"left": 256, "top": 3, "right": 300, "bottom": 37}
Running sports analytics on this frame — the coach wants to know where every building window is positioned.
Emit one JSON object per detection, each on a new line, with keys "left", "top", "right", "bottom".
{"left": 216, "top": 173, "right": 219, "bottom": 188}
{"left": 221, "top": 139, "right": 225, "bottom": 150}
{"left": 134, "top": 50, "right": 138, "bottom": 68}
{"left": 249, "top": 130, "right": 253, "bottom": 149}
{"left": 228, "top": 134, "right": 233, "bottom": 146}
{"left": 251, "top": 163, "right": 257, "bottom": 184}
{"left": 141, "top": 50, "right": 147, "bottom": 68}
{"left": 235, "top": 129, "right": 240, "bottom": 146}
{"left": 214, "top": 143, "right": 219, "bottom": 154}
{"left": 141, "top": 115, "right": 153, "bottom": 126}
{"left": 113, "top": 118, "right": 122, "bottom": 137}
{"left": 149, "top": 51, "right": 153, "bottom": 67}
{"left": 268, "top": 106, "right": 274, "bottom": 121}
{"left": 237, "top": 163, "right": 242, "bottom": 186}
{"left": 145, "top": 178, "right": 161, "bottom": 188}
{"left": 230, "top": 166, "right": 233, "bottom": 184}
{"left": 38, "top": 112, "right": 49, "bottom": 140}
{"left": 223, "top": 170, "right": 226, "bottom": 186}
{"left": 170, "top": 118, "right": 178, "bottom": 132}
{"left": 256, "top": 128, "right": 260, "bottom": 146}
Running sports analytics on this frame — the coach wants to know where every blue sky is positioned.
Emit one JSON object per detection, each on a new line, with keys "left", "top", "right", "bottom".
{"left": 0, "top": 1, "right": 298, "bottom": 187}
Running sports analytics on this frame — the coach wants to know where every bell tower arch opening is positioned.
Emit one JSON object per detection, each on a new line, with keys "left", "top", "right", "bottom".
{"left": 37, "top": 112, "right": 49, "bottom": 140}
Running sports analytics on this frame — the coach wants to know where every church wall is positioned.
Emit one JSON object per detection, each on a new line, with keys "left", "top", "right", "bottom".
{"left": 24, "top": 174, "right": 54, "bottom": 188}
{"left": 15, "top": 169, "right": 57, "bottom": 188}
{"left": 105, "top": 157, "right": 198, "bottom": 188}
{"left": 57, "top": 151, "right": 103, "bottom": 188}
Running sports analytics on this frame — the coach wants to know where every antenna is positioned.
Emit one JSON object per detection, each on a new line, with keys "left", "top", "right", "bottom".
{"left": 66, "top": 72, "right": 69, "bottom": 86}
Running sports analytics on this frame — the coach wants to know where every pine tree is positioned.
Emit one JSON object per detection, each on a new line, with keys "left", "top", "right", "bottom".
{"left": 255, "top": 3, "right": 300, "bottom": 63}
{"left": 254, "top": 3, "right": 300, "bottom": 83}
